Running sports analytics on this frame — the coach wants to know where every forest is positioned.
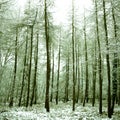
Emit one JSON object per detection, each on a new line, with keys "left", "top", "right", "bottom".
{"left": 0, "top": 0, "right": 120, "bottom": 119}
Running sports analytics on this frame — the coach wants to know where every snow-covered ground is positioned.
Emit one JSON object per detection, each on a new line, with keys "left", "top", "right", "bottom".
{"left": 0, "top": 102, "right": 120, "bottom": 120}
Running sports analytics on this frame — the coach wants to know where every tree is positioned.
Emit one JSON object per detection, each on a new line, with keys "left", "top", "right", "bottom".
{"left": 65, "top": 53, "right": 70, "bottom": 102}
{"left": 72, "top": 0, "right": 76, "bottom": 111}
{"left": 18, "top": 27, "right": 28, "bottom": 107}
{"left": 92, "top": 38, "right": 97, "bottom": 107}
{"left": 26, "top": 8, "right": 38, "bottom": 107}
{"left": 102, "top": 0, "right": 111, "bottom": 118}
{"left": 30, "top": 33, "right": 39, "bottom": 106}
{"left": 9, "top": 27, "right": 18, "bottom": 107}
{"left": 83, "top": 10, "right": 89, "bottom": 107}
{"left": 26, "top": 25, "right": 33, "bottom": 107}
{"left": 56, "top": 31, "right": 61, "bottom": 105}
{"left": 94, "top": 0, "right": 103, "bottom": 114}
{"left": 44, "top": 0, "right": 51, "bottom": 112}
{"left": 50, "top": 48, "right": 54, "bottom": 102}
{"left": 76, "top": 45, "right": 80, "bottom": 103}
{"left": 111, "top": 0, "right": 118, "bottom": 114}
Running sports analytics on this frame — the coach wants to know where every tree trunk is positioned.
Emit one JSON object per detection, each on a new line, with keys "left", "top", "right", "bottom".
{"left": 50, "top": 49, "right": 54, "bottom": 102}
{"left": 9, "top": 28, "right": 18, "bottom": 107}
{"left": 111, "top": 0, "right": 118, "bottom": 114}
{"left": 118, "top": 60, "right": 120, "bottom": 106}
{"left": 111, "top": 54, "right": 117, "bottom": 114}
{"left": 30, "top": 33, "right": 39, "bottom": 106}
{"left": 18, "top": 27, "right": 28, "bottom": 107}
{"left": 65, "top": 53, "right": 69, "bottom": 102}
{"left": 95, "top": 0, "right": 103, "bottom": 114}
{"left": 92, "top": 38, "right": 97, "bottom": 107}
{"left": 72, "top": 0, "right": 75, "bottom": 111}
{"left": 103, "top": 0, "right": 111, "bottom": 118}
{"left": 44, "top": 0, "right": 51, "bottom": 112}
{"left": 76, "top": 46, "right": 80, "bottom": 103}
{"left": 56, "top": 35, "right": 61, "bottom": 105}
{"left": 83, "top": 10, "right": 89, "bottom": 107}
{"left": 26, "top": 25, "right": 34, "bottom": 107}
{"left": 81, "top": 62, "right": 84, "bottom": 103}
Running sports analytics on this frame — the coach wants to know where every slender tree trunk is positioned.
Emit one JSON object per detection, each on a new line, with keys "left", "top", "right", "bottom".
{"left": 95, "top": 0, "right": 103, "bottom": 114}
{"left": 9, "top": 28, "right": 18, "bottom": 107}
{"left": 102, "top": 0, "right": 111, "bottom": 118}
{"left": 50, "top": 49, "right": 54, "bottom": 102}
{"left": 81, "top": 62, "right": 84, "bottom": 103}
{"left": 56, "top": 36, "right": 61, "bottom": 105}
{"left": 18, "top": 27, "right": 28, "bottom": 107}
{"left": 26, "top": 25, "right": 34, "bottom": 107}
{"left": 118, "top": 60, "right": 120, "bottom": 105}
{"left": 76, "top": 46, "right": 80, "bottom": 103}
{"left": 75, "top": 41, "right": 78, "bottom": 103}
{"left": 83, "top": 11, "right": 89, "bottom": 106}
{"left": 111, "top": 0, "right": 118, "bottom": 114}
{"left": 44, "top": 0, "right": 51, "bottom": 112}
{"left": 72, "top": 0, "right": 75, "bottom": 111}
{"left": 34, "top": 84, "right": 37, "bottom": 104}
{"left": 111, "top": 54, "right": 117, "bottom": 114}
{"left": 65, "top": 53, "right": 69, "bottom": 102}
{"left": 30, "top": 33, "right": 39, "bottom": 106}
{"left": 92, "top": 38, "right": 97, "bottom": 107}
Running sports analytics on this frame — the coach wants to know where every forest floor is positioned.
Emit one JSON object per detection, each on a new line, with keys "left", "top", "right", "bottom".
{"left": 0, "top": 101, "right": 120, "bottom": 120}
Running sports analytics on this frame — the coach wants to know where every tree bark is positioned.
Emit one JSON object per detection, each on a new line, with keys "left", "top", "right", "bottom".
{"left": 26, "top": 25, "right": 34, "bottom": 107}
{"left": 111, "top": 0, "right": 118, "bottom": 114}
{"left": 72, "top": 0, "right": 76, "bottom": 111}
{"left": 92, "top": 38, "right": 97, "bottom": 107}
{"left": 102, "top": 0, "right": 111, "bottom": 118}
{"left": 118, "top": 60, "right": 120, "bottom": 106}
{"left": 18, "top": 27, "right": 28, "bottom": 107}
{"left": 81, "top": 62, "right": 84, "bottom": 103}
{"left": 30, "top": 33, "right": 39, "bottom": 106}
{"left": 76, "top": 46, "right": 80, "bottom": 103}
{"left": 44, "top": 0, "right": 51, "bottom": 112}
{"left": 50, "top": 49, "right": 54, "bottom": 102}
{"left": 83, "top": 10, "right": 89, "bottom": 107}
{"left": 56, "top": 35, "right": 61, "bottom": 105}
{"left": 65, "top": 53, "right": 69, "bottom": 102}
{"left": 9, "top": 28, "right": 18, "bottom": 107}
{"left": 95, "top": 0, "right": 103, "bottom": 114}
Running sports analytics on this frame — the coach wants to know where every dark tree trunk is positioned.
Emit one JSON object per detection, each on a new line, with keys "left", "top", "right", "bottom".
{"left": 18, "top": 27, "right": 28, "bottom": 107}
{"left": 118, "top": 60, "right": 120, "bottom": 106}
{"left": 95, "top": 0, "right": 103, "bottom": 114}
{"left": 30, "top": 33, "right": 39, "bottom": 106}
{"left": 81, "top": 62, "right": 84, "bottom": 103}
{"left": 56, "top": 36, "right": 61, "bottom": 105}
{"left": 9, "top": 28, "right": 18, "bottom": 107}
{"left": 26, "top": 25, "right": 34, "bottom": 107}
{"left": 83, "top": 11, "right": 89, "bottom": 107}
{"left": 76, "top": 46, "right": 80, "bottom": 103}
{"left": 65, "top": 53, "right": 69, "bottom": 102}
{"left": 50, "top": 49, "right": 54, "bottom": 102}
{"left": 111, "top": 54, "right": 117, "bottom": 114}
{"left": 103, "top": 0, "right": 111, "bottom": 118}
{"left": 34, "top": 84, "right": 37, "bottom": 104}
{"left": 111, "top": 0, "right": 118, "bottom": 114}
{"left": 72, "top": 0, "right": 75, "bottom": 111}
{"left": 44, "top": 0, "right": 51, "bottom": 112}
{"left": 92, "top": 38, "right": 97, "bottom": 107}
